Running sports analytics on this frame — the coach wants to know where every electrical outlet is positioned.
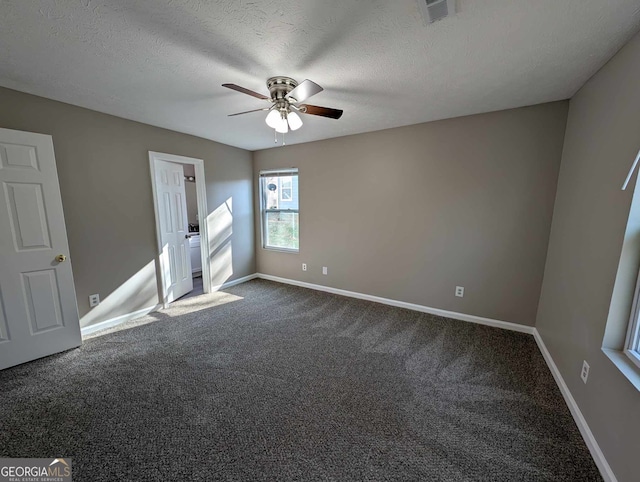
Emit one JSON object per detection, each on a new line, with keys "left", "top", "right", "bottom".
{"left": 89, "top": 294, "right": 100, "bottom": 307}
{"left": 455, "top": 286, "right": 464, "bottom": 297}
{"left": 302, "top": 263, "right": 307, "bottom": 272}
{"left": 322, "top": 266, "right": 328, "bottom": 275}
{"left": 581, "top": 360, "right": 590, "bottom": 383}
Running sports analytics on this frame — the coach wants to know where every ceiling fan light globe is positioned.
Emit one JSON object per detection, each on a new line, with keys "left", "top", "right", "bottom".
{"left": 265, "top": 109, "right": 281, "bottom": 129}
{"left": 288, "top": 111, "right": 303, "bottom": 131}
{"left": 275, "top": 117, "right": 289, "bottom": 133}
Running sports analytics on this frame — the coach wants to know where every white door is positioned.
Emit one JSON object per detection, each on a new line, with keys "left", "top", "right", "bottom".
{"left": 154, "top": 159, "right": 193, "bottom": 303}
{"left": 0, "top": 128, "right": 81, "bottom": 370}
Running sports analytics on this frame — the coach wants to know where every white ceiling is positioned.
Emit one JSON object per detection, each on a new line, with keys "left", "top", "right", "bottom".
{"left": 1, "top": 1, "right": 640, "bottom": 151}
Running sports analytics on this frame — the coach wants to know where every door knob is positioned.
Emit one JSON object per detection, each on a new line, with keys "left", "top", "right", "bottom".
{"left": 55, "top": 254, "right": 67, "bottom": 262}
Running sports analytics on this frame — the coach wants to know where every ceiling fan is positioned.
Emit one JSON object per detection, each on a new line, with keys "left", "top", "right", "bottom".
{"left": 222, "top": 77, "right": 343, "bottom": 136}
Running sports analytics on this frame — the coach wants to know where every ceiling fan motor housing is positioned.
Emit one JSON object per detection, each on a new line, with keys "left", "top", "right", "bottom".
{"left": 267, "top": 77, "right": 299, "bottom": 103}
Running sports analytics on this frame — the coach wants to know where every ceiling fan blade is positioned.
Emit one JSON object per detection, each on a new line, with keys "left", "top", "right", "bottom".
{"left": 300, "top": 104, "right": 343, "bottom": 119}
{"left": 228, "top": 107, "right": 271, "bottom": 117}
{"left": 222, "top": 83, "right": 270, "bottom": 100}
{"left": 286, "top": 79, "right": 323, "bottom": 103}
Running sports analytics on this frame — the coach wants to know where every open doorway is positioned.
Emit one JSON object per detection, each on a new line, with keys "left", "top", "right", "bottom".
{"left": 149, "top": 151, "right": 211, "bottom": 307}
{"left": 183, "top": 164, "right": 203, "bottom": 297}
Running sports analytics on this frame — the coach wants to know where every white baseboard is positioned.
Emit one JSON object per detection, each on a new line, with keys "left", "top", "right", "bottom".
{"left": 255, "top": 273, "right": 535, "bottom": 334}
{"left": 211, "top": 273, "right": 259, "bottom": 292}
{"left": 81, "top": 304, "right": 161, "bottom": 337}
{"left": 533, "top": 329, "right": 617, "bottom": 482}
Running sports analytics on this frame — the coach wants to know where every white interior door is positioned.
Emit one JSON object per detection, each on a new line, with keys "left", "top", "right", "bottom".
{"left": 0, "top": 128, "right": 81, "bottom": 370}
{"left": 154, "top": 159, "right": 193, "bottom": 303}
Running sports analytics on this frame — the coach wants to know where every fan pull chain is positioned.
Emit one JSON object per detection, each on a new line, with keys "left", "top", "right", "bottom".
{"left": 272, "top": 130, "right": 287, "bottom": 146}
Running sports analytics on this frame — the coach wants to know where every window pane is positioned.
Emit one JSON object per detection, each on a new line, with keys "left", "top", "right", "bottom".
{"left": 262, "top": 175, "right": 298, "bottom": 210}
{"left": 265, "top": 211, "right": 299, "bottom": 250}
{"left": 281, "top": 186, "right": 292, "bottom": 201}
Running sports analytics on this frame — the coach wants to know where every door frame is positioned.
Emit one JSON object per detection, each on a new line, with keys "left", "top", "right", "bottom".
{"left": 149, "top": 151, "right": 211, "bottom": 307}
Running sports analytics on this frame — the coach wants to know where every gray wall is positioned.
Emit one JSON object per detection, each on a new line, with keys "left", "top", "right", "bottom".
{"left": 254, "top": 102, "right": 569, "bottom": 326}
{"left": 0, "top": 87, "right": 255, "bottom": 328}
{"left": 535, "top": 32, "right": 640, "bottom": 482}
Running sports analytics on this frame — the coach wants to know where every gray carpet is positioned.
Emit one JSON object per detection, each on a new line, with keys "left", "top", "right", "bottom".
{"left": 0, "top": 279, "right": 602, "bottom": 481}
{"left": 179, "top": 275, "right": 204, "bottom": 300}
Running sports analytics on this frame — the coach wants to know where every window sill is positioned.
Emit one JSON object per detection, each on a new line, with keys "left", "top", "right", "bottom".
{"left": 602, "top": 348, "right": 640, "bottom": 391}
{"left": 262, "top": 246, "right": 299, "bottom": 254}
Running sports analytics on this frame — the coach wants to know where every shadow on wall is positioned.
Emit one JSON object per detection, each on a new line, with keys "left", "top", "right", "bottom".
{"left": 79, "top": 260, "right": 158, "bottom": 329}
{"left": 208, "top": 197, "right": 233, "bottom": 289}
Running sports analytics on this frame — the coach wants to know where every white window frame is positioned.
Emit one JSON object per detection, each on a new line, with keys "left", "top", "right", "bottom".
{"left": 624, "top": 267, "right": 640, "bottom": 369}
{"left": 259, "top": 168, "right": 299, "bottom": 253}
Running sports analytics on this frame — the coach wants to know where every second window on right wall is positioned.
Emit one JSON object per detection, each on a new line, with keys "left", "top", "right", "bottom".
{"left": 259, "top": 168, "right": 299, "bottom": 252}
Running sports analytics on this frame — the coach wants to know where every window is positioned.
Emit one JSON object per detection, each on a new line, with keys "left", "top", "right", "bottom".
{"left": 260, "top": 169, "right": 299, "bottom": 251}
{"left": 625, "top": 271, "right": 640, "bottom": 369}
{"left": 280, "top": 178, "right": 293, "bottom": 202}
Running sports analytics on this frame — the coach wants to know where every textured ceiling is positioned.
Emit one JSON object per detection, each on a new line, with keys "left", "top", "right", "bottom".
{"left": 1, "top": 1, "right": 640, "bottom": 151}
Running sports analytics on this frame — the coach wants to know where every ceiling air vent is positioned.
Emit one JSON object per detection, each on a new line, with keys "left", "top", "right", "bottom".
{"left": 419, "top": 0, "right": 456, "bottom": 24}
